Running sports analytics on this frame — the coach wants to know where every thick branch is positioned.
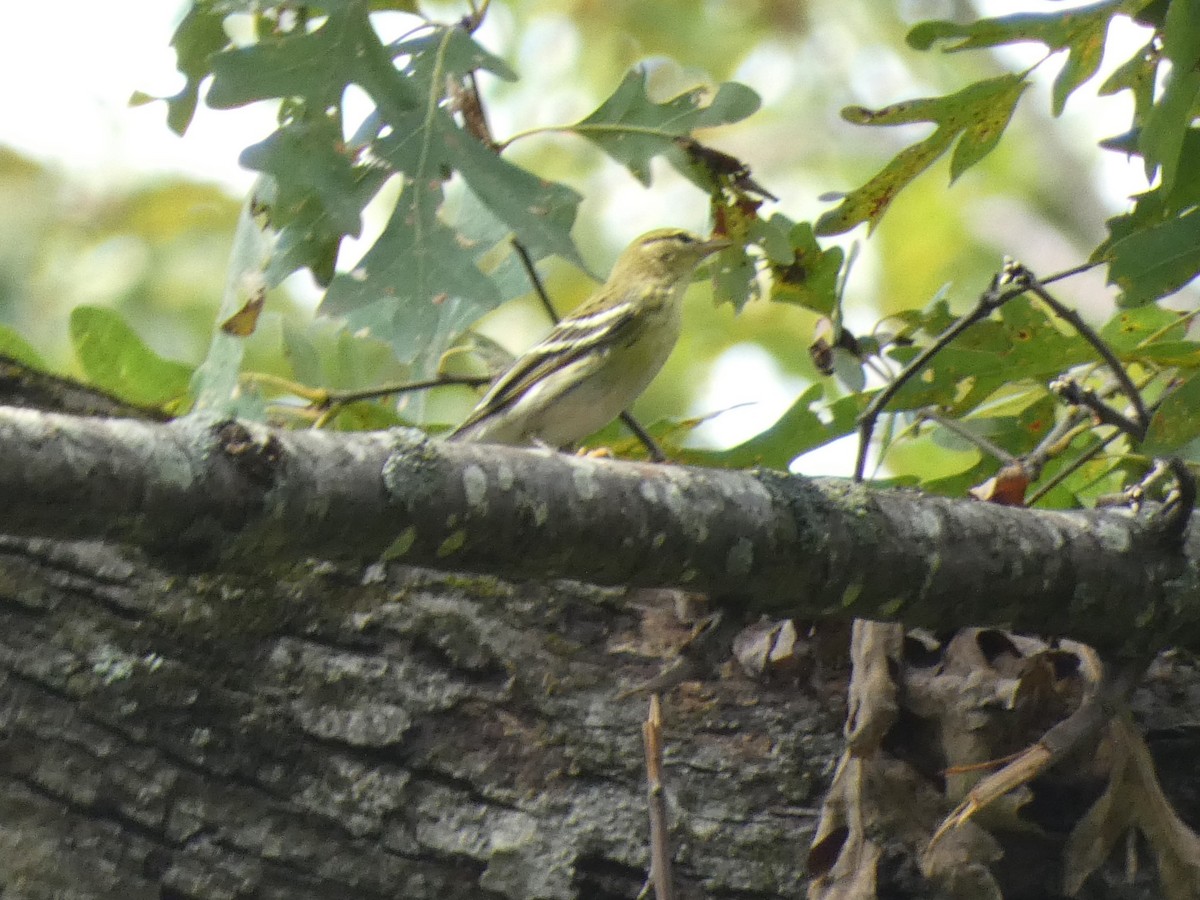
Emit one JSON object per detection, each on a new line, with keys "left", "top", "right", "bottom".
{"left": 2, "top": 407, "right": 1198, "bottom": 654}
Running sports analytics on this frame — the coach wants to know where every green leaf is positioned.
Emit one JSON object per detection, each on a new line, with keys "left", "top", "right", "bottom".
{"left": 1132, "top": 341, "right": 1200, "bottom": 367}
{"left": 322, "top": 88, "right": 584, "bottom": 360}
{"left": 574, "top": 69, "right": 760, "bottom": 185}
{"left": 1034, "top": 436, "right": 1126, "bottom": 508}
{"left": 1098, "top": 39, "right": 1158, "bottom": 125}
{"left": 315, "top": 18, "right": 584, "bottom": 357}
{"left": 884, "top": 296, "right": 1094, "bottom": 416}
{"left": 320, "top": 180, "right": 503, "bottom": 363}
{"left": 1099, "top": 306, "right": 1192, "bottom": 351}
{"left": 208, "top": 4, "right": 417, "bottom": 120}
{"left": 440, "top": 124, "right": 583, "bottom": 266}
{"left": 327, "top": 399, "right": 407, "bottom": 430}
{"left": 816, "top": 74, "right": 1028, "bottom": 235}
{"left": 204, "top": 13, "right": 586, "bottom": 372}
{"left": 710, "top": 246, "right": 757, "bottom": 311}
{"left": 1144, "top": 371, "right": 1200, "bottom": 452}
{"left": 352, "top": 25, "right": 581, "bottom": 357}
{"left": 242, "top": 121, "right": 376, "bottom": 239}
{"left": 768, "top": 220, "right": 844, "bottom": 314}
{"left": 282, "top": 317, "right": 406, "bottom": 389}
{"left": 909, "top": 2, "right": 1122, "bottom": 115}
{"left": 0, "top": 324, "right": 47, "bottom": 369}
{"left": 680, "top": 386, "right": 864, "bottom": 470}
{"left": 239, "top": 118, "right": 390, "bottom": 286}
{"left": 391, "top": 27, "right": 517, "bottom": 82}
{"left": 70, "top": 306, "right": 193, "bottom": 407}
{"left": 1140, "top": 0, "right": 1200, "bottom": 191}
{"left": 149, "top": 2, "right": 232, "bottom": 135}
{"left": 1109, "top": 206, "right": 1200, "bottom": 306}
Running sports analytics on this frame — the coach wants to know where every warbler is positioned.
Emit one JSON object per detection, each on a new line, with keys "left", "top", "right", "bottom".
{"left": 447, "top": 228, "right": 729, "bottom": 448}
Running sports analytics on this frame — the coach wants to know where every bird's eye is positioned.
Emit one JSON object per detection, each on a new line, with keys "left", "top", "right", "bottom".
{"left": 677, "top": 233, "right": 696, "bottom": 244}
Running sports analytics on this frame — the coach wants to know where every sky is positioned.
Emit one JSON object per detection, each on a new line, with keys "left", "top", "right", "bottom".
{"left": 0, "top": 1, "right": 265, "bottom": 190}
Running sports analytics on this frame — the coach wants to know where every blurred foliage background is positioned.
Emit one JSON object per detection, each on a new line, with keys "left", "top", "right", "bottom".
{"left": 0, "top": 0, "right": 1169, "bottom": 477}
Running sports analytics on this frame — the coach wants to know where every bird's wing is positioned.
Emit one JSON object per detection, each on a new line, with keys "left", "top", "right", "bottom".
{"left": 451, "top": 298, "right": 639, "bottom": 434}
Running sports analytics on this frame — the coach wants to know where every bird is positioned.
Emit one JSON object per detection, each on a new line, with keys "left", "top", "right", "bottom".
{"left": 446, "top": 228, "right": 729, "bottom": 448}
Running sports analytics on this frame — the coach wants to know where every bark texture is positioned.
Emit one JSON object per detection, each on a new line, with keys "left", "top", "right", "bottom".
{"left": 1, "top": 409, "right": 1198, "bottom": 656}
{"left": 3, "top": 408, "right": 1200, "bottom": 898}
{"left": 1, "top": 540, "right": 1197, "bottom": 898}
{"left": 0, "top": 536, "right": 845, "bottom": 899}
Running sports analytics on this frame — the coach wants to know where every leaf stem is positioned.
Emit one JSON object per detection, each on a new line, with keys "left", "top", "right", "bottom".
{"left": 496, "top": 122, "right": 688, "bottom": 152}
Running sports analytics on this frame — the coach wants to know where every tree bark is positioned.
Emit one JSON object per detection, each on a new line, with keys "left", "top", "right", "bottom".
{"left": 2, "top": 408, "right": 1199, "bottom": 898}
{"left": 1, "top": 408, "right": 1198, "bottom": 656}
{"left": 0, "top": 535, "right": 848, "bottom": 899}
{"left": 2, "top": 534, "right": 1196, "bottom": 899}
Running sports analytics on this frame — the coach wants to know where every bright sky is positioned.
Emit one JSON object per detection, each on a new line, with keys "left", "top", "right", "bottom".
{"left": 0, "top": 0, "right": 267, "bottom": 190}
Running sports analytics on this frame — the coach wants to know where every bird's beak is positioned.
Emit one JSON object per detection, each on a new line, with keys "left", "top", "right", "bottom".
{"left": 698, "top": 236, "right": 733, "bottom": 257}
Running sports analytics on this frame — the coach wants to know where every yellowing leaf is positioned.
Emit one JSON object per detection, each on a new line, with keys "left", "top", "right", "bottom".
{"left": 220, "top": 291, "right": 266, "bottom": 337}
{"left": 817, "top": 75, "right": 1028, "bottom": 235}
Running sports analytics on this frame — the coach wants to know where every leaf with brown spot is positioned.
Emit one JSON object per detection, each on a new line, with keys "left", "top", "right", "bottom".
{"left": 969, "top": 463, "right": 1031, "bottom": 506}
{"left": 817, "top": 74, "right": 1028, "bottom": 235}
{"left": 220, "top": 290, "right": 266, "bottom": 337}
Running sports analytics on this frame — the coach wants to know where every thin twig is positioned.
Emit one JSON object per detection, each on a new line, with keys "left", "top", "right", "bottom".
{"left": 854, "top": 257, "right": 1123, "bottom": 482}
{"left": 1030, "top": 365, "right": 1168, "bottom": 505}
{"left": 242, "top": 371, "right": 328, "bottom": 403}
{"left": 244, "top": 371, "right": 492, "bottom": 411}
{"left": 1026, "top": 302, "right": 1195, "bottom": 506}
{"left": 1012, "top": 264, "right": 1149, "bottom": 438}
{"left": 1026, "top": 428, "right": 1121, "bottom": 505}
{"left": 320, "top": 374, "right": 491, "bottom": 408}
{"left": 1050, "top": 378, "right": 1145, "bottom": 441}
{"left": 510, "top": 238, "right": 559, "bottom": 325}
{"left": 643, "top": 694, "right": 675, "bottom": 900}
{"left": 1036, "top": 257, "right": 1107, "bottom": 286}
{"left": 510, "top": 237, "right": 667, "bottom": 461}
{"left": 918, "top": 410, "right": 1016, "bottom": 466}
{"left": 619, "top": 413, "right": 668, "bottom": 462}
{"left": 854, "top": 279, "right": 1010, "bottom": 481}
{"left": 1027, "top": 409, "right": 1091, "bottom": 466}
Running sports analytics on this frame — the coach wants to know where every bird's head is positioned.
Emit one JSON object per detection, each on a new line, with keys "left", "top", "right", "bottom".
{"left": 607, "top": 228, "right": 731, "bottom": 287}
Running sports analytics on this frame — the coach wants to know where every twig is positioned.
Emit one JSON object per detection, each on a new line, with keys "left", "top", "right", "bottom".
{"left": 854, "top": 275, "right": 1012, "bottom": 481}
{"left": 1034, "top": 257, "right": 1107, "bottom": 286}
{"left": 619, "top": 412, "right": 668, "bottom": 463}
{"left": 643, "top": 695, "right": 675, "bottom": 900}
{"left": 853, "top": 257, "right": 1122, "bottom": 482}
{"left": 242, "top": 371, "right": 328, "bottom": 403}
{"left": 1049, "top": 378, "right": 1146, "bottom": 441}
{"left": 1026, "top": 409, "right": 1091, "bottom": 468}
{"left": 1029, "top": 362, "right": 1169, "bottom": 505}
{"left": 918, "top": 410, "right": 1017, "bottom": 466}
{"left": 317, "top": 374, "right": 491, "bottom": 408}
{"left": 243, "top": 372, "right": 492, "bottom": 411}
{"left": 510, "top": 238, "right": 667, "bottom": 461}
{"left": 1025, "top": 297, "right": 1196, "bottom": 506}
{"left": 1025, "top": 427, "right": 1122, "bottom": 506}
{"left": 510, "top": 238, "right": 558, "bottom": 325}
{"left": 1009, "top": 263, "right": 1149, "bottom": 438}
{"left": 1146, "top": 457, "right": 1196, "bottom": 543}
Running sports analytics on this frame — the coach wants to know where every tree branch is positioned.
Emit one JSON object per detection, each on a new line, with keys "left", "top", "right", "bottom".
{"left": 0, "top": 406, "right": 1197, "bottom": 655}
